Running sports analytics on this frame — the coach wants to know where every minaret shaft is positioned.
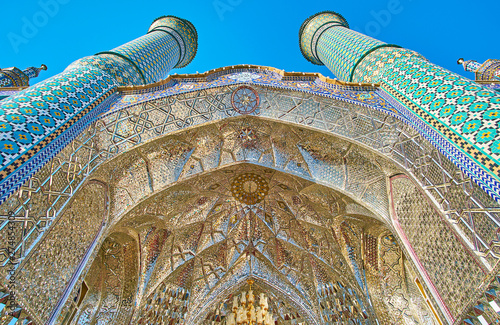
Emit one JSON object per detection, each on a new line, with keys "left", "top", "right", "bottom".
{"left": 300, "top": 12, "right": 500, "bottom": 205}
{"left": 0, "top": 16, "right": 197, "bottom": 325}
{"left": 0, "top": 16, "right": 197, "bottom": 204}
{"left": 316, "top": 27, "right": 389, "bottom": 81}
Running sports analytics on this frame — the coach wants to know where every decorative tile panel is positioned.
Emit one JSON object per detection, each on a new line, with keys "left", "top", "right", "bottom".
{"left": 390, "top": 175, "right": 486, "bottom": 322}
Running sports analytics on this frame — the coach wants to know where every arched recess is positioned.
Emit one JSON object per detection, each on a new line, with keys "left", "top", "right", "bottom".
{"left": 66, "top": 231, "right": 140, "bottom": 325}
{"left": 334, "top": 214, "right": 441, "bottom": 325}
{"left": 94, "top": 163, "right": 439, "bottom": 324}
{"left": 2, "top": 75, "right": 499, "bottom": 323}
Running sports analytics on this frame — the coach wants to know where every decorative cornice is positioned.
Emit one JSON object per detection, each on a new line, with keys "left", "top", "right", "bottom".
{"left": 117, "top": 64, "right": 379, "bottom": 92}
{"left": 0, "top": 86, "right": 28, "bottom": 91}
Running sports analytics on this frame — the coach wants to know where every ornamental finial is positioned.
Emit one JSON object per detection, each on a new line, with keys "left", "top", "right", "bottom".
{"left": 458, "top": 58, "right": 481, "bottom": 73}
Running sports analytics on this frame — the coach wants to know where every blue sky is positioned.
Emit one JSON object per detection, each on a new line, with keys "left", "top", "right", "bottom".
{"left": 1, "top": 0, "right": 498, "bottom": 84}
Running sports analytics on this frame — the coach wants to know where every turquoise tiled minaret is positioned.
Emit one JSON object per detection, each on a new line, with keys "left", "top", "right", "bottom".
{"left": 0, "top": 16, "right": 197, "bottom": 202}
{"left": 458, "top": 58, "right": 500, "bottom": 82}
{"left": 300, "top": 11, "right": 500, "bottom": 201}
{"left": 0, "top": 65, "right": 47, "bottom": 88}
{"left": 69, "top": 15, "right": 198, "bottom": 86}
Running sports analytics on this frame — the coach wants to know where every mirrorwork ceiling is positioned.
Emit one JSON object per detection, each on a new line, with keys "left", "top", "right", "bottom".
{"left": 3, "top": 69, "right": 499, "bottom": 325}
{"left": 92, "top": 164, "right": 381, "bottom": 324}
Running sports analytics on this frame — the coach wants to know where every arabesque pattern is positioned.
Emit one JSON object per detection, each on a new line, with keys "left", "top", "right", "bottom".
{"left": 300, "top": 11, "right": 500, "bottom": 206}
{"left": 0, "top": 15, "right": 198, "bottom": 207}
{"left": 1, "top": 68, "right": 499, "bottom": 324}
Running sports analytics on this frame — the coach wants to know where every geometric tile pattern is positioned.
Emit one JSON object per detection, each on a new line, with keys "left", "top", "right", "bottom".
{"left": 387, "top": 120, "right": 500, "bottom": 266}
{"left": 461, "top": 59, "right": 500, "bottom": 83}
{"left": 108, "top": 68, "right": 392, "bottom": 116}
{"left": 299, "top": 11, "right": 398, "bottom": 81}
{"left": 0, "top": 65, "right": 46, "bottom": 88}
{"left": 461, "top": 60, "right": 483, "bottom": 74}
{"left": 107, "top": 31, "right": 180, "bottom": 84}
{"left": 66, "top": 54, "right": 145, "bottom": 86}
{"left": 476, "top": 59, "right": 500, "bottom": 81}
{"left": 356, "top": 48, "right": 500, "bottom": 200}
{"left": 298, "top": 11, "right": 349, "bottom": 66}
{"left": 459, "top": 59, "right": 500, "bottom": 89}
{"left": 380, "top": 54, "right": 500, "bottom": 166}
{"left": 148, "top": 15, "right": 198, "bottom": 69}
{"left": 317, "top": 27, "right": 388, "bottom": 81}
{"left": 351, "top": 47, "right": 424, "bottom": 84}
{"left": 21, "top": 65, "right": 47, "bottom": 81}
{"left": 390, "top": 174, "right": 487, "bottom": 323}
{"left": 0, "top": 67, "right": 29, "bottom": 88}
{"left": 0, "top": 65, "right": 117, "bottom": 206}
{"left": 0, "top": 65, "right": 117, "bottom": 204}
{"left": 0, "top": 16, "right": 198, "bottom": 206}
{"left": 299, "top": 12, "right": 500, "bottom": 206}
{"left": 98, "top": 16, "right": 197, "bottom": 85}
{"left": 0, "top": 118, "right": 108, "bottom": 275}
{"left": 3, "top": 70, "right": 500, "bottom": 324}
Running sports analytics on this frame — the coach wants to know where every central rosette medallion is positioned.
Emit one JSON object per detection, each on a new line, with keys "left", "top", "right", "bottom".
{"left": 231, "top": 173, "right": 269, "bottom": 205}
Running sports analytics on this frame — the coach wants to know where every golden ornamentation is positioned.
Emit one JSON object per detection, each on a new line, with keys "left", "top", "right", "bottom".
{"left": 231, "top": 173, "right": 269, "bottom": 205}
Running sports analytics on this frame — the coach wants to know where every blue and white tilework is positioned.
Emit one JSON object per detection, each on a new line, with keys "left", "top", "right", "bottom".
{"left": 148, "top": 16, "right": 197, "bottom": 68}
{"left": 21, "top": 65, "right": 46, "bottom": 81}
{"left": 0, "top": 67, "right": 29, "bottom": 88}
{"left": 0, "top": 66, "right": 117, "bottom": 201}
{"left": 476, "top": 59, "right": 500, "bottom": 81}
{"left": 299, "top": 11, "right": 349, "bottom": 66}
{"left": 108, "top": 31, "right": 180, "bottom": 84}
{"left": 316, "top": 27, "right": 390, "bottom": 81}
{"left": 355, "top": 48, "right": 500, "bottom": 201}
{"left": 67, "top": 54, "right": 145, "bottom": 86}
{"left": 0, "top": 16, "right": 198, "bottom": 202}
{"left": 0, "top": 66, "right": 46, "bottom": 88}
{"left": 300, "top": 11, "right": 500, "bottom": 203}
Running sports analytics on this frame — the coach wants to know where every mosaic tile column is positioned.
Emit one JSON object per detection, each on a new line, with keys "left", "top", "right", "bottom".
{"left": 300, "top": 11, "right": 500, "bottom": 201}
{"left": 0, "top": 16, "right": 197, "bottom": 203}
